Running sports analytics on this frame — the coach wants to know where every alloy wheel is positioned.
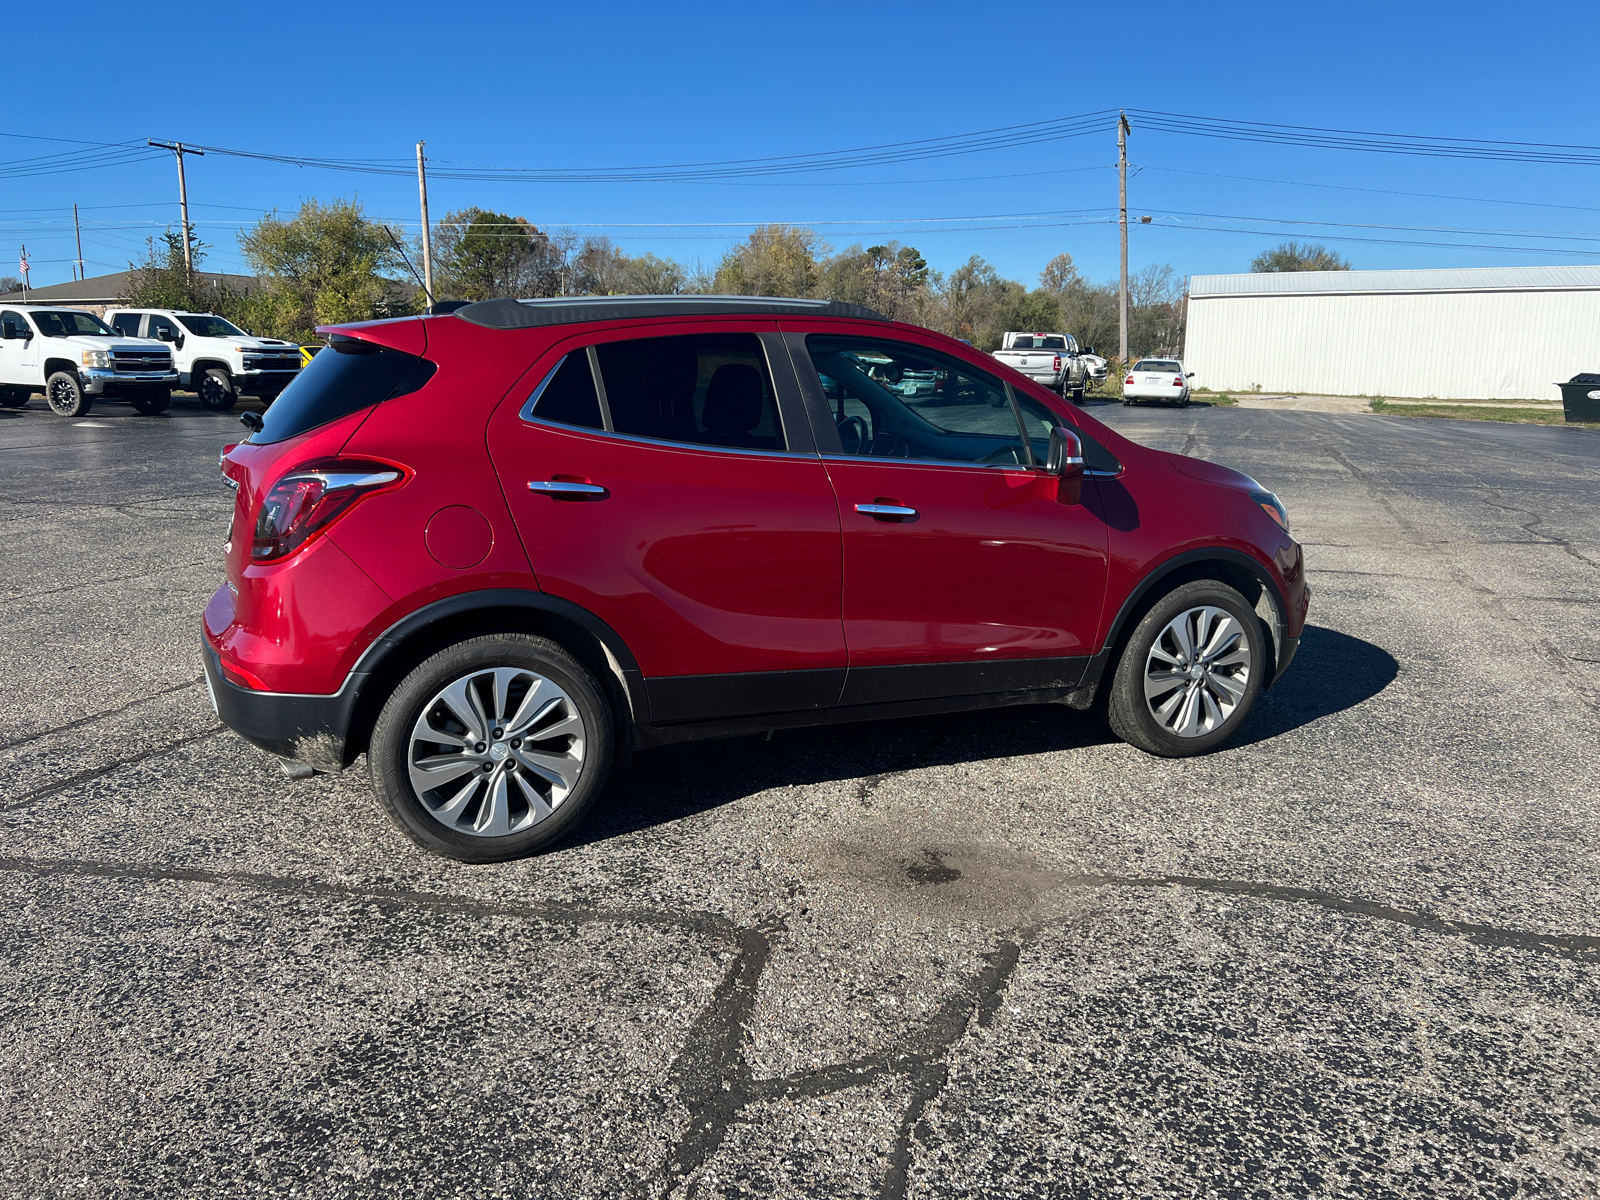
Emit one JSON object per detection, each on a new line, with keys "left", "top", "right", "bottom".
{"left": 48, "top": 376, "right": 82, "bottom": 415}
{"left": 406, "top": 666, "right": 587, "bottom": 838}
{"left": 1142, "top": 605, "right": 1252, "bottom": 737}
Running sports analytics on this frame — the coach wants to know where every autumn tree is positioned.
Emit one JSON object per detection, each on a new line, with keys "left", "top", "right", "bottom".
{"left": 1250, "top": 241, "right": 1350, "bottom": 272}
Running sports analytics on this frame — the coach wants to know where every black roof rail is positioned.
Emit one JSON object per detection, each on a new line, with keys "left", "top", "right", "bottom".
{"left": 452, "top": 294, "right": 890, "bottom": 330}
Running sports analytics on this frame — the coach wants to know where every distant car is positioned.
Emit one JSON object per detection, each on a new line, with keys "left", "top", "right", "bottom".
{"left": 299, "top": 344, "right": 323, "bottom": 369}
{"left": 1123, "top": 358, "right": 1195, "bottom": 407}
{"left": 0, "top": 304, "right": 176, "bottom": 416}
{"left": 1080, "top": 351, "right": 1108, "bottom": 385}
{"left": 103, "top": 308, "right": 302, "bottom": 411}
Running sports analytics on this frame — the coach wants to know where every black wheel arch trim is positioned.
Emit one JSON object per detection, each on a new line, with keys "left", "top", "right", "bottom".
{"left": 1083, "top": 546, "right": 1292, "bottom": 696}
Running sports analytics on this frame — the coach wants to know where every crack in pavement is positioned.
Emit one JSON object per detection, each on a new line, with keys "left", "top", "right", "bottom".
{"left": 2, "top": 727, "right": 227, "bottom": 810}
{"left": 0, "top": 678, "right": 206, "bottom": 751}
{"left": 0, "top": 560, "right": 217, "bottom": 604}
{"left": 0, "top": 855, "right": 739, "bottom": 941}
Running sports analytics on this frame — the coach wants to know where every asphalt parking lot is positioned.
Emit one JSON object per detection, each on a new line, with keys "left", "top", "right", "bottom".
{"left": 3, "top": 391, "right": 1598, "bottom": 1199}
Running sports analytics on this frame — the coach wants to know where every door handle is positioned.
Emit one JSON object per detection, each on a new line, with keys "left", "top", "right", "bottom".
{"left": 855, "top": 502, "right": 918, "bottom": 519}
{"left": 528, "top": 480, "right": 608, "bottom": 499}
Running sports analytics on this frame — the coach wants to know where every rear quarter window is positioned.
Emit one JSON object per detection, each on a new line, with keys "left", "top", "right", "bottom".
{"left": 251, "top": 339, "right": 436, "bottom": 444}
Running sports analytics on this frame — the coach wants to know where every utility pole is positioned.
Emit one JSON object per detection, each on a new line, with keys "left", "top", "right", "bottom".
{"left": 18, "top": 245, "right": 28, "bottom": 300}
{"left": 148, "top": 140, "right": 204, "bottom": 277}
{"left": 1117, "top": 111, "right": 1131, "bottom": 367}
{"left": 416, "top": 141, "right": 435, "bottom": 309}
{"left": 72, "top": 203, "right": 85, "bottom": 282}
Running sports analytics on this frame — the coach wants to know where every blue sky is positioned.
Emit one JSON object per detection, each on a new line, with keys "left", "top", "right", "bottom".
{"left": 7, "top": 0, "right": 1600, "bottom": 291}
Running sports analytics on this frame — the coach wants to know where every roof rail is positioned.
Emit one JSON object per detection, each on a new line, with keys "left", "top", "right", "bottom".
{"left": 453, "top": 294, "right": 890, "bottom": 330}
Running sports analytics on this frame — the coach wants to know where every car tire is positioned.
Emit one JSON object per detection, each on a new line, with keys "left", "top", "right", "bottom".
{"left": 129, "top": 388, "right": 171, "bottom": 415}
{"left": 368, "top": 633, "right": 614, "bottom": 863}
{"left": 198, "top": 368, "right": 237, "bottom": 411}
{"left": 0, "top": 386, "right": 29, "bottom": 408}
{"left": 45, "top": 371, "right": 91, "bottom": 417}
{"left": 1071, "top": 386, "right": 1085, "bottom": 404}
{"left": 1105, "top": 579, "right": 1267, "bottom": 757}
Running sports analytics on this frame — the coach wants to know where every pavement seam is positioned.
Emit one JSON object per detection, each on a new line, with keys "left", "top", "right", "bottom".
{"left": 0, "top": 560, "right": 217, "bottom": 604}
{"left": 0, "top": 678, "right": 205, "bottom": 751}
{"left": 2, "top": 726, "right": 226, "bottom": 810}
{"left": 0, "top": 854, "right": 738, "bottom": 940}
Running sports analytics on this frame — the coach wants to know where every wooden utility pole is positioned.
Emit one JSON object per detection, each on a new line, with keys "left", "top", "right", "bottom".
{"left": 148, "top": 141, "right": 204, "bottom": 276}
{"left": 416, "top": 141, "right": 435, "bottom": 309}
{"left": 72, "top": 203, "right": 84, "bottom": 282}
{"left": 1117, "top": 111, "right": 1131, "bottom": 367}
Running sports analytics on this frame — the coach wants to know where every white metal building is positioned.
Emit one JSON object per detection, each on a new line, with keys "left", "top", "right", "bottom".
{"left": 1184, "top": 264, "right": 1600, "bottom": 401}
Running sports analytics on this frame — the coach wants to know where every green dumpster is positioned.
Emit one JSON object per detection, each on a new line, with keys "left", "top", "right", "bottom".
{"left": 1559, "top": 373, "right": 1600, "bottom": 423}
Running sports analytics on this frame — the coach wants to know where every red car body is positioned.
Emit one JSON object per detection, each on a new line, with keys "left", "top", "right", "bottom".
{"left": 205, "top": 298, "right": 1306, "bottom": 773}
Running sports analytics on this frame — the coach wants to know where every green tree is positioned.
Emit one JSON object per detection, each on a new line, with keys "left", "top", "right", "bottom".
{"left": 433, "top": 209, "right": 561, "bottom": 301}
{"left": 1250, "top": 240, "right": 1350, "bottom": 272}
{"left": 123, "top": 229, "right": 214, "bottom": 311}
{"left": 238, "top": 199, "right": 412, "bottom": 342}
{"left": 713, "top": 224, "right": 827, "bottom": 297}
{"left": 820, "top": 241, "right": 929, "bottom": 320}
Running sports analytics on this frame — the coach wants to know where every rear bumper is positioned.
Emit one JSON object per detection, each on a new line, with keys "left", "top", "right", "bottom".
{"left": 202, "top": 638, "right": 357, "bottom": 771}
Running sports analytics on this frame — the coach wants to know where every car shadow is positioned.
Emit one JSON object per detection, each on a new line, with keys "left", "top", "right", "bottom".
{"left": 564, "top": 624, "right": 1396, "bottom": 848}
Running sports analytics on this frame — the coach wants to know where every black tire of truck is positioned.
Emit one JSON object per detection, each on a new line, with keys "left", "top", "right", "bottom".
{"left": 45, "top": 371, "right": 92, "bottom": 418}
{"left": 198, "top": 368, "right": 237, "bottom": 411}
{"left": 0, "top": 387, "right": 29, "bottom": 408}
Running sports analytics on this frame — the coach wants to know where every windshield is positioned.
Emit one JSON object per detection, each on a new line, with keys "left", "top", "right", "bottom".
{"left": 33, "top": 310, "right": 114, "bottom": 337}
{"left": 1011, "top": 336, "right": 1067, "bottom": 350}
{"left": 177, "top": 314, "right": 246, "bottom": 338}
{"left": 1134, "top": 359, "right": 1180, "bottom": 372}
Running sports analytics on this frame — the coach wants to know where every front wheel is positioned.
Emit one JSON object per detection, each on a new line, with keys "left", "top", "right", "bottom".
{"left": 45, "top": 371, "right": 91, "bottom": 417}
{"left": 197, "top": 368, "right": 237, "bottom": 411}
{"left": 368, "top": 634, "right": 614, "bottom": 862}
{"left": 1071, "top": 385, "right": 1085, "bottom": 404}
{"left": 1105, "top": 579, "right": 1267, "bottom": 756}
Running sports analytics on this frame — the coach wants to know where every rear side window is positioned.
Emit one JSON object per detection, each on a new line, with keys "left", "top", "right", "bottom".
{"left": 597, "top": 333, "right": 783, "bottom": 450}
{"left": 110, "top": 313, "right": 143, "bottom": 336}
{"left": 251, "top": 339, "right": 436, "bottom": 444}
{"left": 525, "top": 353, "right": 603, "bottom": 430}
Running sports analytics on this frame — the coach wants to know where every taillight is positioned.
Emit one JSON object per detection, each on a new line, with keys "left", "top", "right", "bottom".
{"left": 1173, "top": 376, "right": 1184, "bottom": 386}
{"left": 1125, "top": 376, "right": 1135, "bottom": 386}
{"left": 1053, "top": 355, "right": 1062, "bottom": 371}
{"left": 252, "top": 460, "right": 404, "bottom": 563}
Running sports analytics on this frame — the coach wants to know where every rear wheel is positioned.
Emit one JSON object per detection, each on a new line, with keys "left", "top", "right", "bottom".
{"left": 45, "top": 371, "right": 91, "bottom": 417}
{"left": 129, "top": 388, "right": 170, "bottom": 415}
{"left": 1105, "top": 579, "right": 1267, "bottom": 756}
{"left": 368, "top": 634, "right": 614, "bottom": 862}
{"left": 1071, "top": 385, "right": 1085, "bottom": 404}
{"left": 0, "top": 387, "right": 28, "bottom": 408}
{"left": 197, "top": 368, "right": 236, "bottom": 411}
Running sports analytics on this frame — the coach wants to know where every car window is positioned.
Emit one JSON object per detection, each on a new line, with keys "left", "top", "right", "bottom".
{"left": 1133, "top": 359, "right": 1180, "bottom": 372}
{"left": 251, "top": 339, "right": 436, "bottom": 445}
{"left": 178, "top": 314, "right": 247, "bottom": 338}
{"left": 1009, "top": 391, "right": 1123, "bottom": 474}
{"left": 525, "top": 352, "right": 604, "bottom": 430}
{"left": 109, "top": 313, "right": 144, "bottom": 337}
{"left": 594, "top": 332, "right": 784, "bottom": 451}
{"left": 0, "top": 310, "right": 25, "bottom": 337}
{"left": 807, "top": 335, "right": 1031, "bottom": 466}
{"left": 33, "top": 310, "right": 115, "bottom": 337}
{"left": 147, "top": 314, "right": 181, "bottom": 342}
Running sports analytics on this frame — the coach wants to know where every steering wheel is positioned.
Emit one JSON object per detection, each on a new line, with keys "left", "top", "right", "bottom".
{"left": 873, "top": 433, "right": 911, "bottom": 458}
{"left": 980, "top": 443, "right": 1027, "bottom": 465}
{"left": 836, "top": 414, "right": 869, "bottom": 455}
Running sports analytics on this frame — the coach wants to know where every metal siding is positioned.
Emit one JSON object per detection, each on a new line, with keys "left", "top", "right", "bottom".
{"left": 1192, "top": 264, "right": 1600, "bottom": 297}
{"left": 1186, "top": 290, "right": 1600, "bottom": 400}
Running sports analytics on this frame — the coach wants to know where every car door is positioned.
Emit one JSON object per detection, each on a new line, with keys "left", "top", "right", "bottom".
{"left": 0, "top": 310, "right": 38, "bottom": 385}
{"left": 784, "top": 325, "right": 1109, "bottom": 706}
{"left": 488, "top": 320, "right": 847, "bottom": 726}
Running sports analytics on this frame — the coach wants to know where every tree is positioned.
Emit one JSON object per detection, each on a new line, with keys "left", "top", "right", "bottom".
{"left": 238, "top": 198, "right": 412, "bottom": 342}
{"left": 432, "top": 209, "right": 561, "bottom": 301}
{"left": 0, "top": 275, "right": 20, "bottom": 296}
{"left": 713, "top": 224, "right": 827, "bottom": 297}
{"left": 820, "top": 242, "right": 929, "bottom": 320}
{"left": 1038, "top": 252, "right": 1082, "bottom": 295}
{"left": 123, "top": 229, "right": 215, "bottom": 312}
{"left": 619, "top": 252, "right": 686, "bottom": 295}
{"left": 1250, "top": 241, "right": 1350, "bottom": 272}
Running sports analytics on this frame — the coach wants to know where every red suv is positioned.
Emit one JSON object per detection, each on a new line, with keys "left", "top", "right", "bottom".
{"left": 208, "top": 297, "right": 1307, "bottom": 862}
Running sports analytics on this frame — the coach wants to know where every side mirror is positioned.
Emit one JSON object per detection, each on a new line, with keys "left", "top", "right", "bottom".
{"left": 155, "top": 327, "right": 173, "bottom": 341}
{"left": 1046, "top": 426, "right": 1085, "bottom": 505}
{"left": 1185, "top": 371, "right": 1195, "bottom": 378}
{"left": 1, "top": 322, "right": 16, "bottom": 340}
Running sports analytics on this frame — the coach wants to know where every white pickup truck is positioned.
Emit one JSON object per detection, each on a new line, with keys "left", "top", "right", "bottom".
{"left": 991, "top": 331, "right": 1092, "bottom": 403}
{"left": 0, "top": 304, "right": 177, "bottom": 417}
{"left": 103, "top": 307, "right": 302, "bottom": 411}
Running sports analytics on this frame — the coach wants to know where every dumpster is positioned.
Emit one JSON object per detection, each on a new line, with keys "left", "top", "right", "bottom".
{"left": 1559, "top": 373, "right": 1600, "bottom": 423}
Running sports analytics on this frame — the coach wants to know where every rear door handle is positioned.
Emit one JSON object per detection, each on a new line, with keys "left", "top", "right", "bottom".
{"left": 528, "top": 480, "right": 608, "bottom": 499}
{"left": 855, "top": 502, "right": 918, "bottom": 518}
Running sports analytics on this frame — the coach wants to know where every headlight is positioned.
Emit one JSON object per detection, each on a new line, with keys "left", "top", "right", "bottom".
{"left": 81, "top": 349, "right": 112, "bottom": 369}
{"left": 1250, "top": 489, "right": 1290, "bottom": 533}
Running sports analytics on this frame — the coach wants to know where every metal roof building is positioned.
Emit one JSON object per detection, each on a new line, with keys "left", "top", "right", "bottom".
{"left": 1185, "top": 264, "right": 1600, "bottom": 401}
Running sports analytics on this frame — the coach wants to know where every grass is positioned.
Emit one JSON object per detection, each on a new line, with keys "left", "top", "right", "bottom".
{"left": 1368, "top": 397, "right": 1598, "bottom": 427}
